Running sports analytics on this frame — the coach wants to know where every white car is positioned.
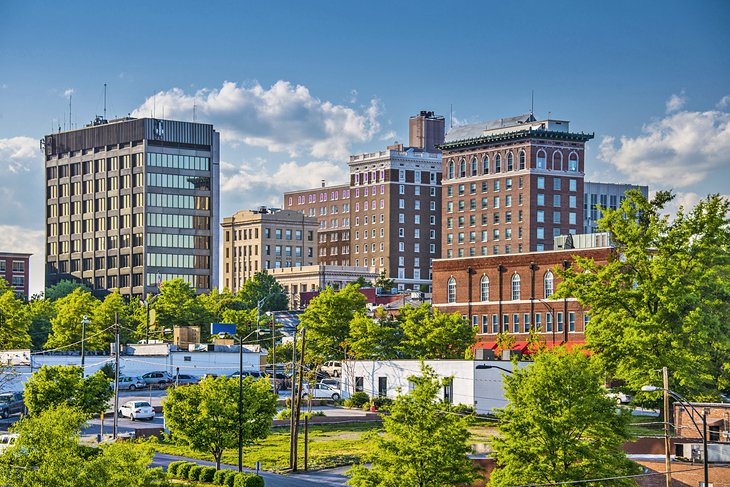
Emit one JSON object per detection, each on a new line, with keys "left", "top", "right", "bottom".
{"left": 118, "top": 400, "right": 155, "bottom": 421}
{"left": 302, "top": 383, "right": 341, "bottom": 401}
{"left": 321, "top": 361, "right": 342, "bottom": 377}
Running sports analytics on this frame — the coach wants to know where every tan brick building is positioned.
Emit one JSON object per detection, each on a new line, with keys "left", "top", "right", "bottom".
{"left": 432, "top": 247, "right": 611, "bottom": 350}
{"left": 221, "top": 207, "right": 318, "bottom": 293}
{"left": 440, "top": 114, "right": 594, "bottom": 257}
{"left": 270, "top": 264, "right": 378, "bottom": 308}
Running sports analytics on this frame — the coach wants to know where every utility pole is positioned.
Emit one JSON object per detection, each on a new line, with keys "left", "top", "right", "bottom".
{"left": 81, "top": 315, "right": 89, "bottom": 375}
{"left": 289, "top": 326, "right": 298, "bottom": 468}
{"left": 113, "top": 312, "right": 120, "bottom": 439}
{"left": 663, "top": 367, "right": 671, "bottom": 487}
{"left": 291, "top": 327, "right": 306, "bottom": 471}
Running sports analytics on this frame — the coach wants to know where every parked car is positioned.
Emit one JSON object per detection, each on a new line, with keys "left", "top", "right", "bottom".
{"left": 118, "top": 400, "right": 155, "bottom": 421}
{"left": 321, "top": 361, "right": 342, "bottom": 377}
{"left": 172, "top": 374, "right": 199, "bottom": 386}
{"left": 318, "top": 378, "right": 341, "bottom": 389}
{"left": 141, "top": 371, "right": 174, "bottom": 387}
{"left": 0, "top": 392, "right": 25, "bottom": 418}
{"left": 607, "top": 389, "right": 634, "bottom": 404}
{"left": 302, "top": 383, "right": 341, "bottom": 401}
{"left": 199, "top": 373, "right": 219, "bottom": 381}
{"left": 117, "top": 376, "right": 145, "bottom": 391}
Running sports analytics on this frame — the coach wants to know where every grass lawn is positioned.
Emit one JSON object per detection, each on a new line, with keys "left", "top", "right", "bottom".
{"left": 627, "top": 414, "right": 665, "bottom": 437}
{"left": 145, "top": 419, "right": 497, "bottom": 473}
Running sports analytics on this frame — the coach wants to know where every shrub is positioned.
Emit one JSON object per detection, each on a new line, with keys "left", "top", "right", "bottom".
{"left": 285, "top": 397, "right": 292, "bottom": 409}
{"left": 213, "top": 469, "right": 228, "bottom": 485}
{"left": 188, "top": 465, "right": 204, "bottom": 480}
{"left": 450, "top": 403, "right": 476, "bottom": 416}
{"left": 224, "top": 470, "right": 238, "bottom": 487}
{"left": 167, "top": 460, "right": 186, "bottom": 477}
{"left": 372, "top": 396, "right": 392, "bottom": 410}
{"left": 276, "top": 408, "right": 291, "bottom": 420}
{"left": 177, "top": 462, "right": 196, "bottom": 479}
{"left": 349, "top": 391, "right": 369, "bottom": 408}
{"left": 233, "top": 472, "right": 265, "bottom": 487}
{"left": 200, "top": 466, "right": 217, "bottom": 483}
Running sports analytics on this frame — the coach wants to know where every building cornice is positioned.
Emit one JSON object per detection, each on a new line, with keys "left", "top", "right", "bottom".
{"left": 439, "top": 129, "right": 595, "bottom": 151}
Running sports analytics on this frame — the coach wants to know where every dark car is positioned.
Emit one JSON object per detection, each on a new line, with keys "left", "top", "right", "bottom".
{"left": 172, "top": 374, "right": 199, "bottom": 386}
{"left": 141, "top": 371, "right": 174, "bottom": 387}
{"left": 0, "top": 392, "right": 25, "bottom": 418}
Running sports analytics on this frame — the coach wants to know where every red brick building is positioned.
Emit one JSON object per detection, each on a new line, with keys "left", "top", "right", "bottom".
{"left": 0, "top": 252, "right": 31, "bottom": 298}
{"left": 432, "top": 247, "right": 611, "bottom": 351}
{"left": 440, "top": 114, "right": 594, "bottom": 257}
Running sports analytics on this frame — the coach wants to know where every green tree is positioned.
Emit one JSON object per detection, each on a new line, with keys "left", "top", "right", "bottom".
{"left": 0, "top": 404, "right": 158, "bottom": 487}
{"left": 154, "top": 278, "right": 211, "bottom": 333}
{"left": 350, "top": 276, "right": 372, "bottom": 288}
{"left": 348, "top": 311, "right": 403, "bottom": 360}
{"left": 23, "top": 365, "right": 112, "bottom": 415}
{"left": 301, "top": 284, "right": 366, "bottom": 362}
{"left": 198, "top": 287, "right": 246, "bottom": 324}
{"left": 237, "top": 271, "right": 288, "bottom": 311}
{"left": 27, "top": 296, "right": 55, "bottom": 350}
{"left": 91, "top": 291, "right": 128, "bottom": 349}
{"left": 489, "top": 349, "right": 639, "bottom": 486}
{"left": 374, "top": 271, "right": 395, "bottom": 293}
{"left": 0, "top": 278, "right": 32, "bottom": 349}
{"left": 347, "top": 363, "right": 475, "bottom": 487}
{"left": 44, "top": 279, "right": 91, "bottom": 301}
{"left": 44, "top": 288, "right": 99, "bottom": 351}
{"left": 163, "top": 375, "right": 277, "bottom": 469}
{"left": 555, "top": 191, "right": 730, "bottom": 397}
{"left": 399, "top": 303, "right": 475, "bottom": 359}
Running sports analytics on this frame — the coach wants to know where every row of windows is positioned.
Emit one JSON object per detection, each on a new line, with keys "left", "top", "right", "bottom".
{"left": 446, "top": 244, "right": 525, "bottom": 258}
{"left": 474, "top": 311, "right": 583, "bottom": 334}
{"left": 147, "top": 193, "right": 209, "bottom": 210}
{"left": 146, "top": 152, "right": 210, "bottom": 171}
{"left": 46, "top": 154, "right": 144, "bottom": 180}
{"left": 0, "top": 261, "right": 25, "bottom": 273}
{"left": 146, "top": 213, "right": 192, "bottom": 229}
{"left": 146, "top": 173, "right": 211, "bottom": 190}
{"left": 446, "top": 150, "right": 579, "bottom": 179}
{"left": 447, "top": 272, "right": 554, "bottom": 303}
{"left": 147, "top": 233, "right": 194, "bottom": 249}
{"left": 146, "top": 253, "right": 194, "bottom": 268}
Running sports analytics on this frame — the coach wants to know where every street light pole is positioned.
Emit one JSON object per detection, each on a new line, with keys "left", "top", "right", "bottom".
{"left": 81, "top": 315, "right": 89, "bottom": 375}
{"left": 642, "top": 385, "right": 709, "bottom": 487}
{"left": 475, "top": 364, "right": 514, "bottom": 374}
{"left": 238, "top": 333, "right": 243, "bottom": 472}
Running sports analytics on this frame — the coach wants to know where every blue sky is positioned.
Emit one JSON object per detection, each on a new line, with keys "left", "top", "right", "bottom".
{"left": 1, "top": 0, "right": 729, "bottom": 294}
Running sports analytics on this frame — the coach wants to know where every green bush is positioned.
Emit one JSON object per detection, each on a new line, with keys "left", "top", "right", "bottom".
{"left": 200, "top": 466, "right": 217, "bottom": 483}
{"left": 167, "top": 460, "right": 186, "bottom": 477}
{"left": 188, "top": 465, "right": 204, "bottom": 480}
{"left": 285, "top": 397, "right": 292, "bottom": 409}
{"left": 233, "top": 472, "right": 265, "bottom": 487}
{"left": 177, "top": 462, "right": 196, "bottom": 479}
{"left": 213, "top": 469, "right": 228, "bottom": 485}
{"left": 449, "top": 403, "right": 476, "bottom": 416}
{"left": 349, "top": 391, "right": 369, "bottom": 408}
{"left": 276, "top": 408, "right": 291, "bottom": 420}
{"left": 372, "top": 396, "right": 392, "bottom": 410}
{"left": 224, "top": 470, "right": 238, "bottom": 487}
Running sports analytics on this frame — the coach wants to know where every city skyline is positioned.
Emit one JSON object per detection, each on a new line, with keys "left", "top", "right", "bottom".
{"left": 1, "top": 0, "right": 728, "bottom": 295}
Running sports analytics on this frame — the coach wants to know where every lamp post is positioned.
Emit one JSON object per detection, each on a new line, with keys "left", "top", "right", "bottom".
{"left": 256, "top": 292, "right": 287, "bottom": 391}
{"left": 219, "top": 329, "right": 259, "bottom": 473}
{"left": 534, "top": 297, "right": 556, "bottom": 346}
{"left": 475, "top": 364, "right": 514, "bottom": 374}
{"left": 642, "top": 385, "right": 709, "bottom": 487}
{"left": 80, "top": 315, "right": 89, "bottom": 376}
{"left": 140, "top": 294, "right": 159, "bottom": 344}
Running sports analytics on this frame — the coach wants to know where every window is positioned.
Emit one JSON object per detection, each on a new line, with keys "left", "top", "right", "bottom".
{"left": 537, "top": 193, "right": 544, "bottom": 206}
{"left": 535, "top": 313, "right": 542, "bottom": 330}
{"left": 518, "top": 151, "right": 526, "bottom": 170}
{"left": 470, "top": 157, "right": 477, "bottom": 176}
{"left": 448, "top": 160, "right": 455, "bottom": 179}
{"left": 495, "top": 154, "right": 501, "bottom": 173}
{"left": 480, "top": 276, "right": 489, "bottom": 301}
{"left": 459, "top": 159, "right": 466, "bottom": 178}
{"left": 546, "top": 312, "right": 553, "bottom": 332}
{"left": 569, "top": 179, "right": 577, "bottom": 191}
{"left": 553, "top": 178, "right": 561, "bottom": 191}
{"left": 557, "top": 312, "right": 564, "bottom": 332}
{"left": 544, "top": 271, "right": 554, "bottom": 297}
{"left": 553, "top": 211, "right": 561, "bottom": 224}
{"left": 447, "top": 277, "right": 456, "bottom": 303}
{"left": 553, "top": 194, "right": 561, "bottom": 207}
{"left": 536, "top": 150, "right": 546, "bottom": 169}
{"left": 511, "top": 273, "right": 521, "bottom": 300}
{"left": 482, "top": 155, "right": 489, "bottom": 174}
{"left": 537, "top": 227, "right": 545, "bottom": 239}
{"left": 492, "top": 314, "right": 499, "bottom": 333}
{"left": 507, "top": 152, "right": 514, "bottom": 171}
{"left": 537, "top": 210, "right": 544, "bottom": 223}
{"left": 512, "top": 314, "right": 520, "bottom": 333}
{"left": 524, "top": 313, "right": 531, "bottom": 332}
{"left": 569, "top": 312, "right": 576, "bottom": 332}
{"left": 568, "top": 153, "right": 578, "bottom": 171}
{"left": 537, "top": 177, "right": 545, "bottom": 189}
{"left": 569, "top": 195, "right": 577, "bottom": 208}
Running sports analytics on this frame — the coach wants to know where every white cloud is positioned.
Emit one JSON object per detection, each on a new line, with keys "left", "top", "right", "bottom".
{"left": 132, "top": 81, "right": 382, "bottom": 160}
{"left": 717, "top": 95, "right": 730, "bottom": 109}
{"left": 665, "top": 92, "right": 686, "bottom": 113}
{"left": 0, "top": 225, "right": 45, "bottom": 295}
{"left": 598, "top": 102, "right": 730, "bottom": 188}
{"left": 220, "top": 158, "right": 348, "bottom": 195}
{"left": 379, "top": 130, "right": 398, "bottom": 142}
{"left": 0, "top": 136, "right": 38, "bottom": 173}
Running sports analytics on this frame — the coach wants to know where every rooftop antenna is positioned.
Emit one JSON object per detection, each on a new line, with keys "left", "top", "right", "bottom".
{"left": 531, "top": 90, "right": 534, "bottom": 115}
{"left": 103, "top": 83, "right": 107, "bottom": 120}
{"left": 450, "top": 104, "right": 453, "bottom": 128}
{"left": 69, "top": 93, "right": 72, "bottom": 130}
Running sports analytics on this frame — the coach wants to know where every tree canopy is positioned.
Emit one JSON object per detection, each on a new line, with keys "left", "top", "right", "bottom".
{"left": 23, "top": 365, "right": 112, "bottom": 416}
{"left": 399, "top": 303, "right": 475, "bottom": 359}
{"left": 0, "top": 279, "right": 32, "bottom": 349}
{"left": 237, "top": 271, "right": 288, "bottom": 312}
{"left": 348, "top": 363, "right": 475, "bottom": 487}
{"left": 163, "top": 375, "right": 277, "bottom": 469}
{"left": 555, "top": 191, "right": 730, "bottom": 398}
{"left": 489, "top": 349, "right": 639, "bottom": 486}
{"left": 44, "top": 288, "right": 100, "bottom": 351}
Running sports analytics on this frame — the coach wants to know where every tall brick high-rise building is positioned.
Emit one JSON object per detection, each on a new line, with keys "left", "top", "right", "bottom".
{"left": 285, "top": 111, "right": 445, "bottom": 292}
{"left": 440, "top": 114, "right": 593, "bottom": 257}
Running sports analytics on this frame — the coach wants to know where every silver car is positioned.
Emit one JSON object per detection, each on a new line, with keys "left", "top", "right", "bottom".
{"left": 117, "top": 376, "right": 145, "bottom": 391}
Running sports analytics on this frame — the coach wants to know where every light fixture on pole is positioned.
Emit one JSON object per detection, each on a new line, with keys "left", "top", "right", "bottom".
{"left": 80, "top": 315, "right": 90, "bottom": 376}
{"left": 475, "top": 364, "right": 514, "bottom": 374}
{"left": 642, "top": 385, "right": 709, "bottom": 487}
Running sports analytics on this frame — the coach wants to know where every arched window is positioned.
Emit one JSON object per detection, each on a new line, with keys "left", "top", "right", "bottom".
{"left": 511, "top": 273, "right": 521, "bottom": 300}
{"left": 480, "top": 275, "right": 489, "bottom": 302}
{"left": 447, "top": 277, "right": 456, "bottom": 303}
{"left": 448, "top": 160, "right": 455, "bottom": 179}
{"left": 470, "top": 157, "right": 478, "bottom": 176}
{"left": 568, "top": 152, "right": 578, "bottom": 171}
{"left": 482, "top": 155, "right": 489, "bottom": 174}
{"left": 544, "top": 271, "right": 554, "bottom": 298}
{"left": 495, "top": 154, "right": 502, "bottom": 173}
{"left": 507, "top": 152, "right": 514, "bottom": 171}
{"left": 459, "top": 159, "right": 466, "bottom": 178}
{"left": 536, "top": 149, "right": 546, "bottom": 169}
{"left": 518, "top": 150, "right": 526, "bottom": 170}
{"left": 552, "top": 151, "right": 563, "bottom": 171}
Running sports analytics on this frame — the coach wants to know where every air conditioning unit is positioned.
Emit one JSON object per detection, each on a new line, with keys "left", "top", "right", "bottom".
{"left": 675, "top": 443, "right": 703, "bottom": 461}
{"left": 475, "top": 349, "right": 494, "bottom": 361}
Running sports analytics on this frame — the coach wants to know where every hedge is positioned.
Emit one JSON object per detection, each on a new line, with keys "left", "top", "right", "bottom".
{"left": 167, "top": 460, "right": 187, "bottom": 476}
{"left": 188, "top": 465, "right": 204, "bottom": 480}
{"left": 233, "top": 473, "right": 265, "bottom": 487}
{"left": 213, "top": 469, "right": 228, "bottom": 485}
{"left": 177, "top": 461, "right": 196, "bottom": 479}
{"left": 200, "top": 466, "right": 217, "bottom": 482}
